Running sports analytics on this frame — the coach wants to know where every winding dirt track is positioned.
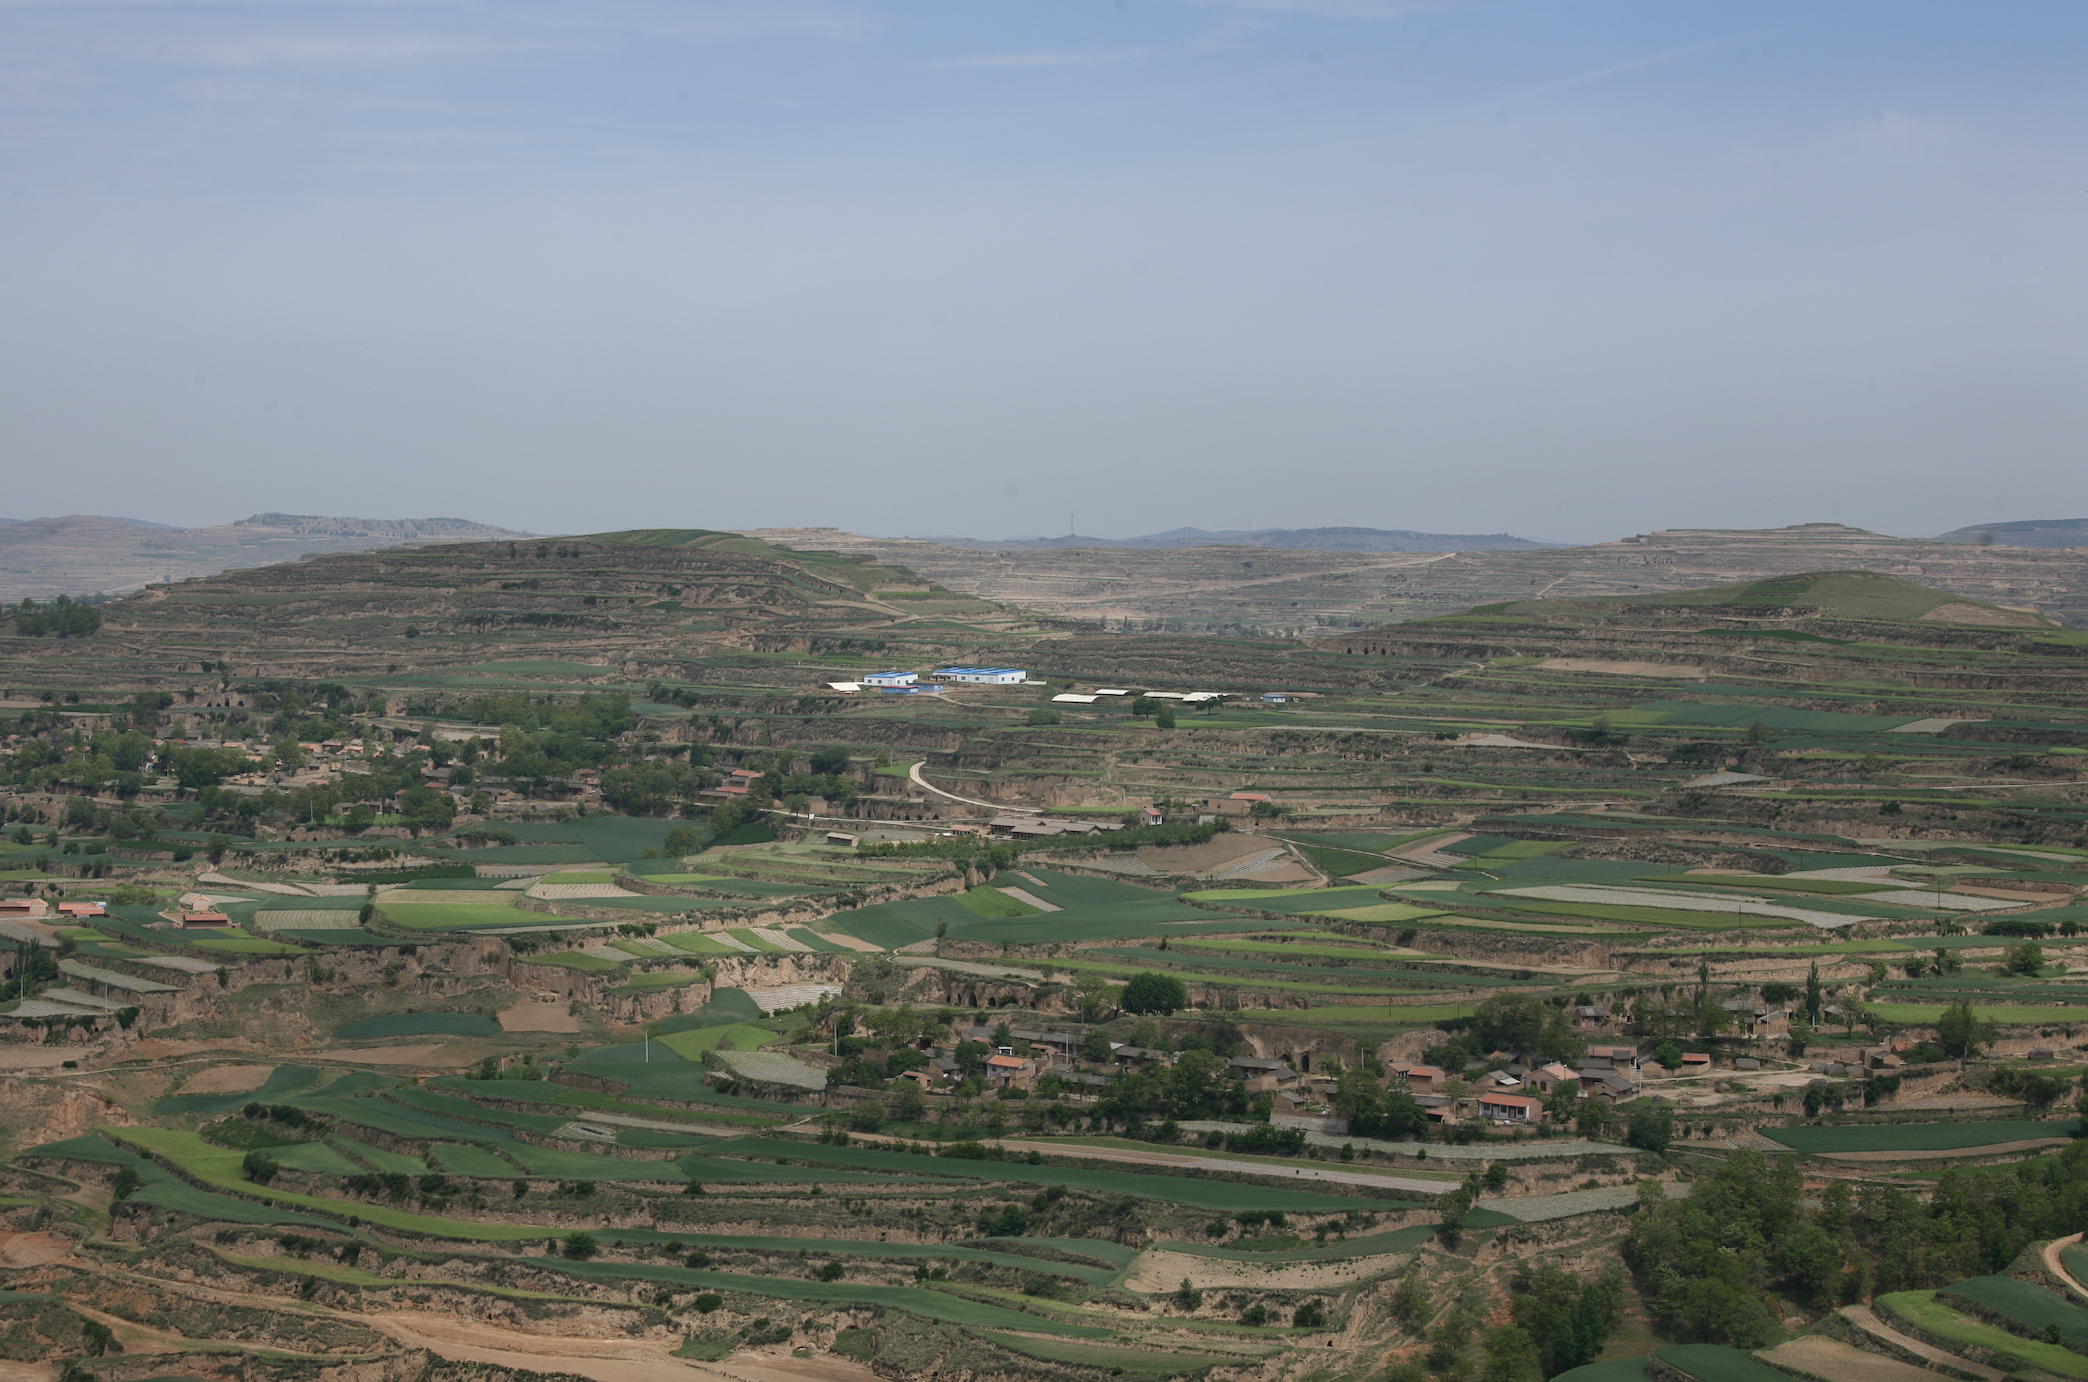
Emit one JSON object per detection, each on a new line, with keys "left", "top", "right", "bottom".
{"left": 2044, "top": 1231, "right": 2088, "bottom": 1304}
{"left": 1840, "top": 1305, "right": 2003, "bottom": 1382}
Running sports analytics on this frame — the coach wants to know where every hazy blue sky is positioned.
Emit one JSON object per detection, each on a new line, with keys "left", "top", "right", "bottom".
{"left": 3, "top": 1, "right": 2082, "bottom": 544}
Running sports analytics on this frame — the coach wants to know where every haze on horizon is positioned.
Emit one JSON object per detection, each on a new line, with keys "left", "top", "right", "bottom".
{"left": 2, "top": 0, "right": 2083, "bottom": 548}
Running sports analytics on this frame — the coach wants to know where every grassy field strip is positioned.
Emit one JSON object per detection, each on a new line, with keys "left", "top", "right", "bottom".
{"left": 1038, "top": 954, "right": 1473, "bottom": 1001}
{"left": 1940, "top": 1275, "right": 2088, "bottom": 1343}
{"left": 1867, "top": 1002, "right": 2088, "bottom": 1025}
{"left": 1486, "top": 884, "right": 1859, "bottom": 927}
{"left": 101, "top": 1126, "right": 555, "bottom": 1239}
{"left": 1082, "top": 947, "right": 1523, "bottom": 989}
{"left": 527, "top": 1257, "right": 1116, "bottom": 1336}
{"left": 587, "top": 1229, "right": 1118, "bottom": 1287}
{"left": 698, "top": 1136, "right": 1405, "bottom": 1211}
{"left": 1878, "top": 1290, "right": 2088, "bottom": 1378}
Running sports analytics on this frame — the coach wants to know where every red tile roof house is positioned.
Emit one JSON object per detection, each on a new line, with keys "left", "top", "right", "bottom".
{"left": 1478, "top": 1092, "right": 1544, "bottom": 1123}
{"left": 1399, "top": 1064, "right": 1447, "bottom": 1094}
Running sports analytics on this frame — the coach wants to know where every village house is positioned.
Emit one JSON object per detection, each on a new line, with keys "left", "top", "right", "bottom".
{"left": 985, "top": 1053, "right": 1037, "bottom": 1089}
{"left": 1479, "top": 1091, "right": 1544, "bottom": 1123}
{"left": 1394, "top": 1063, "right": 1447, "bottom": 1095}
{"left": 1199, "top": 791, "right": 1274, "bottom": 819}
{"left": 1230, "top": 1056, "right": 1300, "bottom": 1092}
{"left": 1520, "top": 1061, "right": 1577, "bottom": 1095}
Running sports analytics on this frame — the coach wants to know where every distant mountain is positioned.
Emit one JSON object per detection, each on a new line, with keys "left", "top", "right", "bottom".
{"left": 907, "top": 525, "right": 1560, "bottom": 553}
{"left": 1934, "top": 518, "right": 2088, "bottom": 548}
{"left": 0, "top": 513, "right": 537, "bottom": 603}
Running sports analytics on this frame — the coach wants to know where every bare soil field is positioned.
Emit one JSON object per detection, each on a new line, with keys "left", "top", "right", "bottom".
{"left": 1137, "top": 837, "right": 1290, "bottom": 873}
{"left": 1124, "top": 1245, "right": 1414, "bottom": 1293}
{"left": 0, "top": 1049, "right": 93, "bottom": 1072}
{"left": 497, "top": 1002, "right": 580, "bottom": 1034}
{"left": 0, "top": 1232, "right": 80, "bottom": 1267}
{"left": 173, "top": 1063, "right": 276, "bottom": 1095}
{"left": 1757, "top": 1334, "right": 1943, "bottom": 1382}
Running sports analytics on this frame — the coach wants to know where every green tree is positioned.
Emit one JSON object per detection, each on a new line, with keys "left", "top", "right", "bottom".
{"left": 1121, "top": 971, "right": 1189, "bottom": 1016}
{"left": 2006, "top": 942, "right": 2046, "bottom": 976}
{"left": 1626, "top": 1104, "right": 1674, "bottom": 1153}
{"left": 398, "top": 784, "right": 456, "bottom": 835}
{"left": 1509, "top": 1260, "right": 1623, "bottom": 1376}
{"left": 241, "top": 1150, "right": 279, "bottom": 1185}
{"left": 1936, "top": 1001, "right": 1991, "bottom": 1059}
{"left": 1155, "top": 706, "right": 1177, "bottom": 730}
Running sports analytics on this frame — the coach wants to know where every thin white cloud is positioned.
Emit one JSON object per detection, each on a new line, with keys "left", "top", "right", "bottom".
{"left": 930, "top": 48, "right": 1142, "bottom": 71}
{"left": 174, "top": 30, "right": 531, "bottom": 67}
{"left": 1162, "top": 0, "right": 1440, "bottom": 18}
{"left": 1489, "top": 42, "right": 1716, "bottom": 106}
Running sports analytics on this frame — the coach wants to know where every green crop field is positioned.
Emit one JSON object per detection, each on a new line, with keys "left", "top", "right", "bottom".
{"left": 334, "top": 1012, "right": 501, "bottom": 1039}
{"left": 1650, "top": 1345, "right": 1795, "bottom": 1382}
{"left": 1867, "top": 1002, "right": 2088, "bottom": 1025}
{"left": 954, "top": 886, "right": 1044, "bottom": 918}
{"left": 1297, "top": 845, "right": 1396, "bottom": 877}
{"left": 657, "top": 1023, "right": 770, "bottom": 1058}
{"left": 1764, "top": 1120, "right": 2076, "bottom": 1153}
{"left": 1552, "top": 1360, "right": 1653, "bottom": 1382}
{"left": 531, "top": 1257, "right": 1113, "bottom": 1336}
{"left": 379, "top": 902, "right": 552, "bottom": 931}
{"left": 693, "top": 1136, "right": 1411, "bottom": 1211}
{"left": 268, "top": 1141, "right": 366, "bottom": 1176}
{"left": 1941, "top": 1275, "right": 2088, "bottom": 1343}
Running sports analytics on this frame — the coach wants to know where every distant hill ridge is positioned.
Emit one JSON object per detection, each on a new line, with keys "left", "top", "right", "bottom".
{"left": 1459, "top": 568, "right": 2057, "bottom": 629}
{"left": 905, "top": 525, "right": 1559, "bottom": 552}
{"left": 0, "top": 512, "right": 536, "bottom": 603}
{"left": 1934, "top": 518, "right": 2088, "bottom": 548}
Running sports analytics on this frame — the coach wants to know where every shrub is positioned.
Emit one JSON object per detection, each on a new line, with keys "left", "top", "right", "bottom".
{"left": 240, "top": 1150, "right": 279, "bottom": 1185}
{"left": 562, "top": 1232, "right": 598, "bottom": 1260}
{"left": 694, "top": 1293, "right": 724, "bottom": 1313}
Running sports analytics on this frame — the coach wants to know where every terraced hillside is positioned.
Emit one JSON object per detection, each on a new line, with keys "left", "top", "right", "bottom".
{"left": 2, "top": 528, "right": 1053, "bottom": 687}
{"left": 748, "top": 522, "right": 2088, "bottom": 634}
{"left": 9, "top": 560, "right": 2088, "bottom": 1382}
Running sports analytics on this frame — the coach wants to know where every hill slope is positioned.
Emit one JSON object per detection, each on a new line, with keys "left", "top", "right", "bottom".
{"left": 744, "top": 524, "right": 2088, "bottom": 633}
{"left": 2, "top": 528, "right": 1051, "bottom": 687}
{"left": 0, "top": 513, "right": 540, "bottom": 602}
{"left": 1934, "top": 517, "right": 2088, "bottom": 548}
{"left": 903, "top": 525, "right": 1558, "bottom": 552}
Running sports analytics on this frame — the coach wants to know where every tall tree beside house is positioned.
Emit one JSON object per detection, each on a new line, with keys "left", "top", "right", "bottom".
{"left": 1804, "top": 961, "right": 1823, "bottom": 1026}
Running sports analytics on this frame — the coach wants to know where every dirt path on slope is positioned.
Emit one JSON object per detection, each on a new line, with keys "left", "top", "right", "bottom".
{"left": 1841, "top": 1305, "right": 2003, "bottom": 1382}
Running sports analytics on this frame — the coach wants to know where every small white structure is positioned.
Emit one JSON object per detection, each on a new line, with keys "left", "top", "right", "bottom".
{"left": 862, "top": 671, "right": 918, "bottom": 688}
{"left": 1052, "top": 693, "right": 1100, "bottom": 704}
{"left": 933, "top": 667, "right": 1025, "bottom": 684}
